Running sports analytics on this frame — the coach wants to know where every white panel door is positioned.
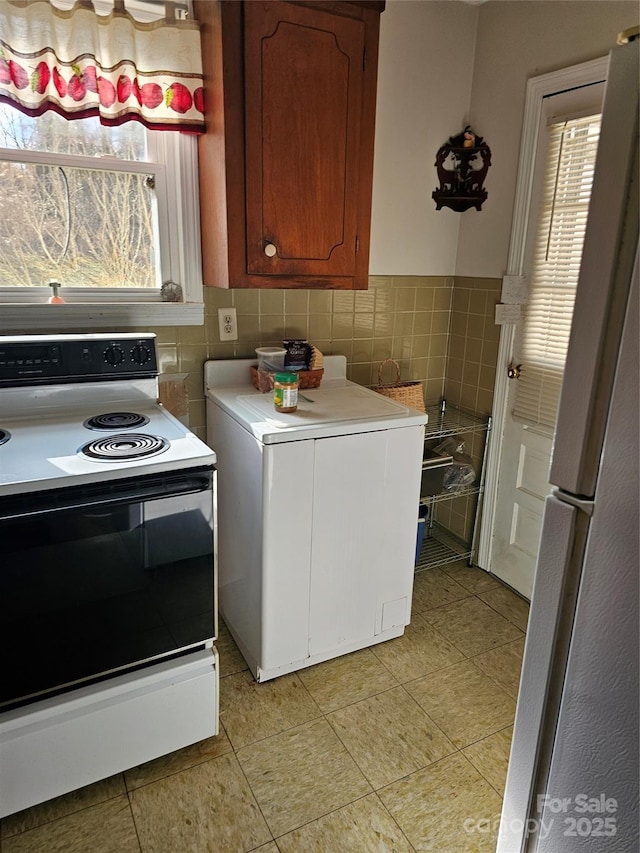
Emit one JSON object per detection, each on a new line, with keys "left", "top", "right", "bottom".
{"left": 486, "top": 71, "right": 604, "bottom": 599}
{"left": 491, "top": 422, "right": 551, "bottom": 598}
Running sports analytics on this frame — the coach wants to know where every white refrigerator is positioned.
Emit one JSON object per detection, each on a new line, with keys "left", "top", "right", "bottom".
{"left": 497, "top": 37, "right": 639, "bottom": 853}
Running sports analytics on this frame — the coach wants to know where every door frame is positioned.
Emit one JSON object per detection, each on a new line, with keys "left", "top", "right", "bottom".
{"left": 476, "top": 56, "right": 608, "bottom": 572}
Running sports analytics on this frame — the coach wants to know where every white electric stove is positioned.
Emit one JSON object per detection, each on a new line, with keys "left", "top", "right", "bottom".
{"left": 0, "top": 335, "right": 214, "bottom": 495}
{"left": 0, "top": 333, "right": 218, "bottom": 819}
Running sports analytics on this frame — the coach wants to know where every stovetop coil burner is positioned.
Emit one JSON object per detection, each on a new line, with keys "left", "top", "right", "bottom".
{"left": 83, "top": 412, "right": 150, "bottom": 431}
{"left": 80, "top": 433, "right": 169, "bottom": 461}
{"left": 0, "top": 429, "right": 11, "bottom": 446}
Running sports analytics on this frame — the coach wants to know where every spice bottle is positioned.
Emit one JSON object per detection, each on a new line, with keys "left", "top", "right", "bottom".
{"left": 273, "top": 372, "right": 299, "bottom": 413}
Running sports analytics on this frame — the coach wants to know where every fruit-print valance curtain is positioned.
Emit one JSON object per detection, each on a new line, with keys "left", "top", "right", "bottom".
{"left": 0, "top": 0, "right": 205, "bottom": 132}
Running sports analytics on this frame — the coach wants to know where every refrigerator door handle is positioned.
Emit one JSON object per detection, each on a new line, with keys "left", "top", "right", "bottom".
{"left": 497, "top": 494, "right": 587, "bottom": 853}
{"left": 551, "top": 487, "right": 594, "bottom": 516}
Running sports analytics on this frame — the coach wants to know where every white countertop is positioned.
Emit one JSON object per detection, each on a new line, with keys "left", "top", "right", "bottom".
{"left": 205, "top": 357, "right": 427, "bottom": 444}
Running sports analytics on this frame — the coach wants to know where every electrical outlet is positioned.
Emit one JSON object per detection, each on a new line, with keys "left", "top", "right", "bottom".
{"left": 218, "top": 307, "right": 238, "bottom": 342}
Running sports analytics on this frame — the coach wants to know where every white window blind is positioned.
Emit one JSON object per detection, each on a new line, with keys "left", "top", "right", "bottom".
{"left": 513, "top": 113, "right": 601, "bottom": 428}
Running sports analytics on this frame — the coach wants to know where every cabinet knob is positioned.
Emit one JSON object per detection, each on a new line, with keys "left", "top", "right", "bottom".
{"left": 264, "top": 242, "right": 277, "bottom": 258}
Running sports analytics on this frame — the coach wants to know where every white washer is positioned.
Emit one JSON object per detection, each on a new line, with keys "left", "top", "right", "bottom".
{"left": 205, "top": 356, "right": 427, "bottom": 681}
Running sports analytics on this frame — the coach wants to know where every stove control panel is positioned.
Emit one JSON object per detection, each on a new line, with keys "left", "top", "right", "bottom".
{"left": 0, "top": 333, "right": 158, "bottom": 387}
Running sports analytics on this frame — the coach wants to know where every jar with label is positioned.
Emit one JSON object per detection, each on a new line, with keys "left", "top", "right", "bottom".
{"left": 273, "top": 372, "right": 299, "bottom": 413}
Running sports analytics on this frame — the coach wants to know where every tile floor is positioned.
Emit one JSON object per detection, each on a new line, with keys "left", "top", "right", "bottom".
{"left": 0, "top": 561, "right": 529, "bottom": 853}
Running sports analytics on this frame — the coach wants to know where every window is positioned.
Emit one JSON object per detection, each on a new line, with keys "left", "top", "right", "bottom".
{"left": 0, "top": 0, "right": 203, "bottom": 330}
{"left": 513, "top": 112, "right": 602, "bottom": 427}
{"left": 0, "top": 106, "right": 203, "bottom": 328}
{"left": 1, "top": 108, "right": 157, "bottom": 292}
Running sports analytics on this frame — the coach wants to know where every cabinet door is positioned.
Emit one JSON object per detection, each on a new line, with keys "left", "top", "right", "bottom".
{"left": 308, "top": 427, "right": 421, "bottom": 657}
{"left": 244, "top": 2, "right": 365, "bottom": 277}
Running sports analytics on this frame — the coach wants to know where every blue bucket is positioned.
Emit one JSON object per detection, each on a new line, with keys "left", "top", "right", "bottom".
{"left": 415, "top": 504, "right": 429, "bottom": 564}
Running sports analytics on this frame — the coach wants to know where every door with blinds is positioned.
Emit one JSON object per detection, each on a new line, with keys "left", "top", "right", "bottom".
{"left": 489, "top": 76, "right": 604, "bottom": 598}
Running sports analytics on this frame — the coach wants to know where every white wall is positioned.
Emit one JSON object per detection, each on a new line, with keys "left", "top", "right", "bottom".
{"left": 369, "top": 0, "right": 639, "bottom": 278}
{"left": 457, "top": 0, "right": 639, "bottom": 277}
{"left": 369, "top": 0, "right": 478, "bottom": 276}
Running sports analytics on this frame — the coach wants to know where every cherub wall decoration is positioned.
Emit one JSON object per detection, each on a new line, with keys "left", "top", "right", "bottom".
{"left": 432, "top": 126, "right": 491, "bottom": 212}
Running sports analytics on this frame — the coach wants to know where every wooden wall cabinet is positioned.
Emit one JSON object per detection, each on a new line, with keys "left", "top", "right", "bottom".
{"left": 195, "top": 0, "right": 384, "bottom": 289}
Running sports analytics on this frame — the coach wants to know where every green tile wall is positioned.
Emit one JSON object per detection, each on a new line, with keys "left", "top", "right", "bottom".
{"left": 435, "top": 276, "right": 502, "bottom": 543}
{"left": 9, "top": 272, "right": 501, "bottom": 454}
{"left": 149, "top": 275, "right": 456, "bottom": 439}
{"left": 12, "top": 274, "right": 502, "bottom": 552}
{"left": 444, "top": 277, "right": 501, "bottom": 418}
{"left": 146, "top": 274, "right": 502, "bottom": 449}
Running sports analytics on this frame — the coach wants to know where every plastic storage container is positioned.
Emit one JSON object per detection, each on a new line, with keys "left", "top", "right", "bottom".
{"left": 415, "top": 504, "right": 429, "bottom": 564}
{"left": 420, "top": 449, "right": 454, "bottom": 496}
{"left": 255, "top": 347, "right": 286, "bottom": 371}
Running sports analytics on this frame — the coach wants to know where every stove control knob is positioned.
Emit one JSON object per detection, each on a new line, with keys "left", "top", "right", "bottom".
{"left": 131, "top": 344, "right": 152, "bottom": 366}
{"left": 103, "top": 345, "right": 125, "bottom": 367}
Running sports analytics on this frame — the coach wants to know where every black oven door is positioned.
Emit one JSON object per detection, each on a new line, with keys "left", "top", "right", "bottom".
{"left": 0, "top": 466, "right": 215, "bottom": 710}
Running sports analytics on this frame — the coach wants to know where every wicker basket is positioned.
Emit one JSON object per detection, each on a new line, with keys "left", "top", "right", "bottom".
{"left": 371, "top": 358, "right": 425, "bottom": 412}
{"left": 250, "top": 366, "right": 324, "bottom": 392}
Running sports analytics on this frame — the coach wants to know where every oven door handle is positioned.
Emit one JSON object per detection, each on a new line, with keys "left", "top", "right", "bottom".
{"left": 0, "top": 469, "right": 214, "bottom": 521}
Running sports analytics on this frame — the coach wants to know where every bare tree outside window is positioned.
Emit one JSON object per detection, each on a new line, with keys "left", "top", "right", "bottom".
{"left": 0, "top": 105, "right": 158, "bottom": 288}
